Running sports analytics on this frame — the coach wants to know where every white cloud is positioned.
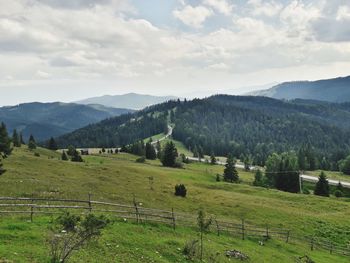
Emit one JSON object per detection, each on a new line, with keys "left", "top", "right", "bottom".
{"left": 173, "top": 5, "right": 213, "bottom": 28}
{"left": 248, "top": 0, "right": 283, "bottom": 17}
{"left": 203, "top": 0, "right": 233, "bottom": 15}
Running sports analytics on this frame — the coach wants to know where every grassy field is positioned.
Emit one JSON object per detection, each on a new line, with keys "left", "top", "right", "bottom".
{"left": 1, "top": 146, "right": 350, "bottom": 262}
{"left": 304, "top": 169, "right": 350, "bottom": 182}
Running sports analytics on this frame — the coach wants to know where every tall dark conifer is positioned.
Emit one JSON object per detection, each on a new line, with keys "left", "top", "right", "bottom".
{"left": 12, "top": 129, "right": 20, "bottom": 147}
{"left": 314, "top": 171, "right": 329, "bottom": 197}
{"left": 0, "top": 122, "right": 12, "bottom": 156}
{"left": 223, "top": 154, "right": 239, "bottom": 183}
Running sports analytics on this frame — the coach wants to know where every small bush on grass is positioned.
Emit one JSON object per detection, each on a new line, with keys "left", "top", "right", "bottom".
{"left": 175, "top": 184, "right": 187, "bottom": 197}
{"left": 136, "top": 156, "right": 146, "bottom": 163}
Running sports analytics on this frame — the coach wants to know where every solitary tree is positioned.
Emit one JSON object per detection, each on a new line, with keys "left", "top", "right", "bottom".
{"left": 223, "top": 154, "right": 239, "bottom": 183}
{"left": 210, "top": 152, "right": 216, "bottom": 165}
{"left": 12, "top": 129, "right": 21, "bottom": 147}
{"left": 20, "top": 132, "right": 25, "bottom": 145}
{"left": 145, "top": 141, "right": 157, "bottom": 160}
{"left": 71, "top": 149, "right": 83, "bottom": 162}
{"left": 0, "top": 122, "right": 12, "bottom": 156}
{"left": 61, "top": 151, "right": 68, "bottom": 161}
{"left": 314, "top": 171, "right": 329, "bottom": 197}
{"left": 253, "top": 169, "right": 265, "bottom": 187}
{"left": 161, "top": 141, "right": 178, "bottom": 167}
{"left": 48, "top": 137, "right": 58, "bottom": 150}
{"left": 28, "top": 134, "right": 36, "bottom": 150}
{"left": 339, "top": 155, "right": 350, "bottom": 175}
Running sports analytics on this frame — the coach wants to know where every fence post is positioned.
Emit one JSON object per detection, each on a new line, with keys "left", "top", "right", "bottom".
{"left": 88, "top": 193, "right": 92, "bottom": 213}
{"left": 30, "top": 194, "right": 34, "bottom": 222}
{"left": 133, "top": 196, "right": 139, "bottom": 224}
{"left": 171, "top": 208, "right": 176, "bottom": 230}
{"left": 265, "top": 225, "right": 269, "bottom": 240}
{"left": 215, "top": 220, "right": 220, "bottom": 236}
{"left": 241, "top": 219, "right": 245, "bottom": 240}
{"left": 329, "top": 241, "right": 333, "bottom": 254}
{"left": 286, "top": 230, "right": 290, "bottom": 243}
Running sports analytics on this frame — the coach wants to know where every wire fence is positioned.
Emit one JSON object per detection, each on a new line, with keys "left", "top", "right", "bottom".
{"left": 0, "top": 195, "right": 349, "bottom": 258}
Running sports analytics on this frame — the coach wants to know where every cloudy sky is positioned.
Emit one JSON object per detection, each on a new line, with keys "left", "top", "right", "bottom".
{"left": 1, "top": 0, "right": 350, "bottom": 105}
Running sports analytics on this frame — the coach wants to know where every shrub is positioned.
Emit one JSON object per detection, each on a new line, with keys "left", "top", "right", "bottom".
{"left": 175, "top": 184, "right": 187, "bottom": 197}
{"left": 56, "top": 212, "right": 81, "bottom": 232}
{"left": 183, "top": 240, "right": 198, "bottom": 260}
{"left": 34, "top": 152, "right": 40, "bottom": 157}
{"left": 136, "top": 156, "right": 146, "bottom": 163}
{"left": 216, "top": 174, "right": 221, "bottom": 182}
{"left": 334, "top": 190, "right": 343, "bottom": 198}
{"left": 302, "top": 186, "right": 310, "bottom": 195}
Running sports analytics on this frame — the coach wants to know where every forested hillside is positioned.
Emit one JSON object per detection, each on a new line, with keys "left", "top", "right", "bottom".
{"left": 0, "top": 102, "right": 133, "bottom": 141}
{"left": 56, "top": 96, "right": 350, "bottom": 170}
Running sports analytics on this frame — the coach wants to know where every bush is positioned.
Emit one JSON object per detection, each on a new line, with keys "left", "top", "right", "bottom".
{"left": 175, "top": 184, "right": 187, "bottom": 197}
{"left": 334, "top": 190, "right": 343, "bottom": 198}
{"left": 183, "top": 239, "right": 198, "bottom": 260}
{"left": 56, "top": 212, "right": 81, "bottom": 232}
{"left": 302, "top": 186, "right": 310, "bottom": 195}
{"left": 34, "top": 152, "right": 40, "bottom": 157}
{"left": 216, "top": 174, "right": 221, "bottom": 182}
{"left": 136, "top": 156, "right": 146, "bottom": 163}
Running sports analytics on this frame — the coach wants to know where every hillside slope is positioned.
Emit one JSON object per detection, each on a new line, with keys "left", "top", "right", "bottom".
{"left": 249, "top": 76, "right": 350, "bottom": 102}
{"left": 56, "top": 96, "right": 350, "bottom": 169}
{"left": 0, "top": 102, "right": 133, "bottom": 141}
{"left": 0, "top": 146, "right": 349, "bottom": 262}
{"left": 75, "top": 92, "right": 178, "bottom": 110}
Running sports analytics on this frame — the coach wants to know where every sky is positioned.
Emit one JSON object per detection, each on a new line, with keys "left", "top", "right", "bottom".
{"left": 1, "top": 0, "right": 350, "bottom": 105}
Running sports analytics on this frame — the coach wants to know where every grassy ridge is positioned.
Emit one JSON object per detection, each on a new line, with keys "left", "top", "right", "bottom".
{"left": 1, "top": 146, "right": 350, "bottom": 262}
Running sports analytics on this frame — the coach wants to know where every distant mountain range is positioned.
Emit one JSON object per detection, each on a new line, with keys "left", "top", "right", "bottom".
{"left": 75, "top": 93, "right": 178, "bottom": 110}
{"left": 249, "top": 76, "right": 350, "bottom": 102}
{"left": 0, "top": 102, "right": 133, "bottom": 141}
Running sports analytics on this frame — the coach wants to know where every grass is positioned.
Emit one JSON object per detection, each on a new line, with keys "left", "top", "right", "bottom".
{"left": 1, "top": 146, "right": 350, "bottom": 262}
{"left": 304, "top": 169, "right": 350, "bottom": 183}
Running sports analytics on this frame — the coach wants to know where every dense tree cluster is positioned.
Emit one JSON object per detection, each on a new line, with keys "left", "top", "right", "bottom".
{"left": 56, "top": 113, "right": 168, "bottom": 149}
{"left": 171, "top": 96, "right": 350, "bottom": 171}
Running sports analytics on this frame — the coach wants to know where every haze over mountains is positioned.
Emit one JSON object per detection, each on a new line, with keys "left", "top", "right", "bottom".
{"left": 0, "top": 102, "right": 133, "bottom": 141}
{"left": 75, "top": 93, "right": 178, "bottom": 110}
{"left": 249, "top": 76, "right": 350, "bottom": 103}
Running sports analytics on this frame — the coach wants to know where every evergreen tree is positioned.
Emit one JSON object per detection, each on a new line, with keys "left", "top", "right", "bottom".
{"left": 28, "top": 134, "right": 36, "bottom": 150}
{"left": 67, "top": 145, "right": 76, "bottom": 156}
{"left": 20, "top": 132, "right": 25, "bottom": 145}
{"left": 314, "top": 171, "right": 329, "bottom": 197}
{"left": 339, "top": 155, "right": 350, "bottom": 175}
{"left": 48, "top": 137, "right": 58, "bottom": 150}
{"left": 161, "top": 141, "right": 178, "bottom": 167}
{"left": 145, "top": 141, "right": 157, "bottom": 160}
{"left": 61, "top": 151, "right": 68, "bottom": 161}
{"left": 336, "top": 181, "right": 344, "bottom": 192}
{"left": 12, "top": 129, "right": 20, "bottom": 147}
{"left": 223, "top": 154, "right": 239, "bottom": 183}
{"left": 210, "top": 152, "right": 216, "bottom": 165}
{"left": 266, "top": 152, "right": 300, "bottom": 193}
{"left": 0, "top": 122, "right": 12, "bottom": 156}
{"left": 253, "top": 169, "right": 265, "bottom": 187}
{"left": 71, "top": 150, "right": 83, "bottom": 162}
{"left": 0, "top": 158, "right": 5, "bottom": 175}
{"left": 156, "top": 141, "right": 161, "bottom": 159}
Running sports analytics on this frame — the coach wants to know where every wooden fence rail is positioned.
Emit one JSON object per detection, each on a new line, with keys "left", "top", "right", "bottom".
{"left": 0, "top": 195, "right": 349, "bottom": 258}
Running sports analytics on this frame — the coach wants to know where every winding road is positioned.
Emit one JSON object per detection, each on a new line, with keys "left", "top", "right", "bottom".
{"left": 159, "top": 125, "right": 350, "bottom": 189}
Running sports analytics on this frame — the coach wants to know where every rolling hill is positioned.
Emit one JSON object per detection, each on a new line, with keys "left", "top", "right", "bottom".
{"left": 249, "top": 75, "right": 350, "bottom": 102}
{"left": 56, "top": 96, "right": 350, "bottom": 170}
{"left": 75, "top": 92, "right": 178, "bottom": 110}
{"left": 0, "top": 102, "right": 133, "bottom": 141}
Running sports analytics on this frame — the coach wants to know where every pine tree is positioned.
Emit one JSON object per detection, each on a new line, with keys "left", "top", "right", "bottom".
{"left": 314, "top": 171, "right": 329, "bottom": 197}
{"left": 71, "top": 150, "right": 83, "bottom": 162}
{"left": 145, "top": 142, "right": 157, "bottom": 160}
{"left": 12, "top": 129, "right": 20, "bottom": 147}
{"left": 61, "top": 151, "right": 68, "bottom": 161}
{"left": 156, "top": 141, "right": 161, "bottom": 159}
{"left": 48, "top": 137, "right": 58, "bottom": 150}
{"left": 0, "top": 122, "right": 12, "bottom": 156}
{"left": 28, "top": 134, "right": 36, "bottom": 150}
{"left": 253, "top": 169, "right": 265, "bottom": 187}
{"left": 210, "top": 152, "right": 216, "bottom": 165}
{"left": 161, "top": 141, "right": 178, "bottom": 167}
{"left": 223, "top": 154, "right": 239, "bottom": 183}
{"left": 20, "top": 132, "right": 25, "bottom": 145}
{"left": 0, "top": 157, "right": 5, "bottom": 175}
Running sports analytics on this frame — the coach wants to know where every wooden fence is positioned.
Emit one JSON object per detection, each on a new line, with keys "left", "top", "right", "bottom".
{"left": 0, "top": 196, "right": 349, "bottom": 258}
